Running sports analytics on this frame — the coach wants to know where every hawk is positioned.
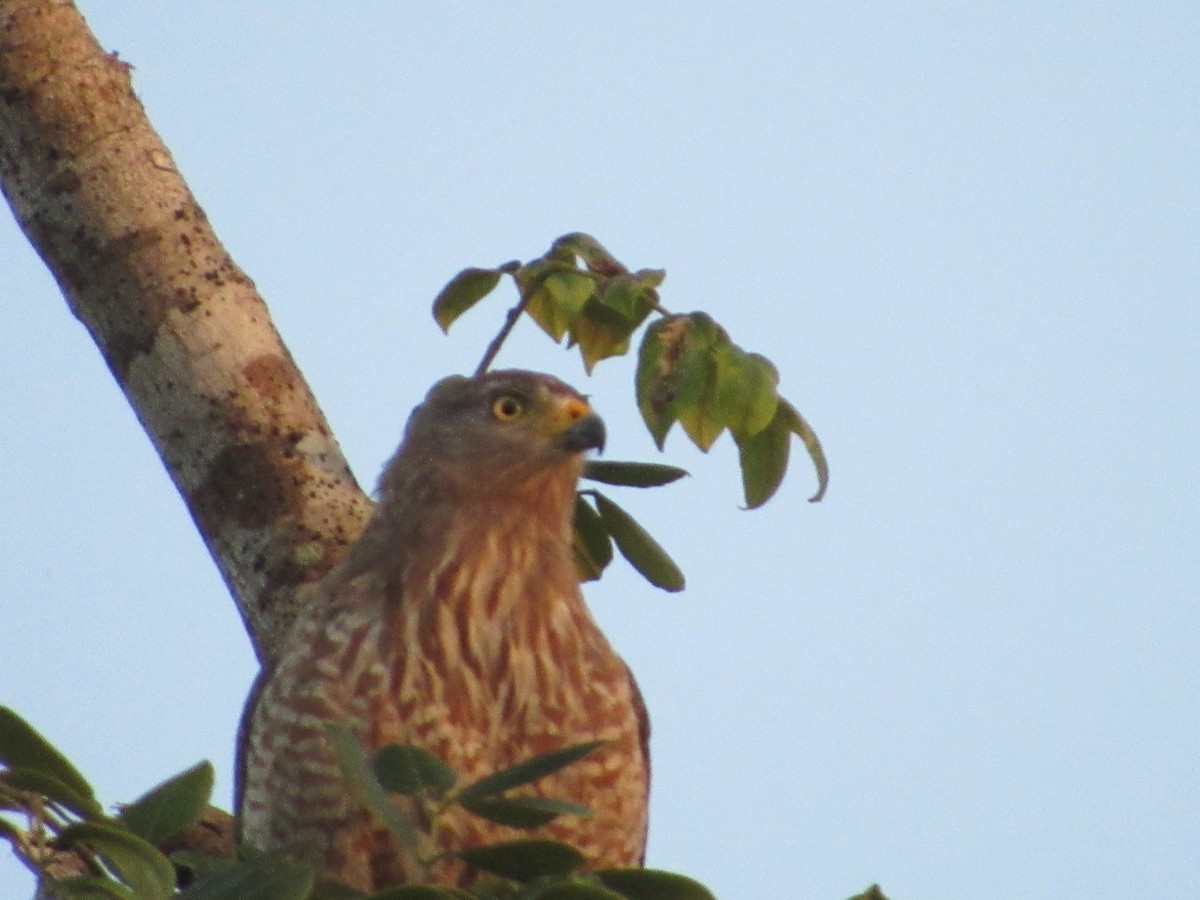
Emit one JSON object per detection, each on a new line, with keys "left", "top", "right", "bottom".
{"left": 236, "top": 370, "right": 649, "bottom": 889}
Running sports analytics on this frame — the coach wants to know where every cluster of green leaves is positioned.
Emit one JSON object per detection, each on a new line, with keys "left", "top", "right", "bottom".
{"left": 432, "top": 232, "right": 829, "bottom": 512}
{"left": 316, "top": 724, "right": 714, "bottom": 900}
{"left": 0, "top": 707, "right": 720, "bottom": 900}
{"left": 0, "top": 706, "right": 211, "bottom": 900}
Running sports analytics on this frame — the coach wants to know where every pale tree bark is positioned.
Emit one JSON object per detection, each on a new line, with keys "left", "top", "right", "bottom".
{"left": 0, "top": 0, "right": 373, "bottom": 667}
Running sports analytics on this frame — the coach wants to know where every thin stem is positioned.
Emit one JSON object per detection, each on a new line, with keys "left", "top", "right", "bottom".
{"left": 474, "top": 284, "right": 536, "bottom": 377}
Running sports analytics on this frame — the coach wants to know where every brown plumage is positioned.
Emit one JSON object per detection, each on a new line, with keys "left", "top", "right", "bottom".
{"left": 236, "top": 370, "right": 649, "bottom": 889}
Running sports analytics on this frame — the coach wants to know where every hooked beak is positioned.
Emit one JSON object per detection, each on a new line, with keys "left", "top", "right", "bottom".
{"left": 561, "top": 411, "right": 606, "bottom": 454}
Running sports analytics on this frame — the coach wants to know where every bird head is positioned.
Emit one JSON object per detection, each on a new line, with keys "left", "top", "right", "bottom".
{"left": 384, "top": 370, "right": 605, "bottom": 496}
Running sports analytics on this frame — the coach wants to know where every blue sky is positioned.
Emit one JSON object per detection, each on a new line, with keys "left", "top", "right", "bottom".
{"left": 2, "top": 4, "right": 1196, "bottom": 898}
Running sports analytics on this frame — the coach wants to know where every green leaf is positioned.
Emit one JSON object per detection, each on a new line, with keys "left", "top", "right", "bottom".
{"left": 582, "top": 460, "right": 688, "bottom": 488}
{"left": 676, "top": 403, "right": 723, "bottom": 453}
{"left": 461, "top": 795, "right": 591, "bottom": 829}
{"left": 458, "top": 741, "right": 605, "bottom": 802}
{"left": 572, "top": 494, "right": 613, "bottom": 583}
{"left": 325, "top": 724, "right": 420, "bottom": 848}
{"left": 42, "top": 876, "right": 136, "bottom": 900}
{"left": 169, "top": 850, "right": 238, "bottom": 880}
{"left": 373, "top": 744, "right": 456, "bottom": 797}
{"left": 734, "top": 409, "right": 790, "bottom": 509}
{"left": 635, "top": 314, "right": 725, "bottom": 450}
{"left": 778, "top": 398, "right": 829, "bottom": 502}
{"left": 526, "top": 883, "right": 625, "bottom": 900}
{"left": 432, "top": 268, "right": 504, "bottom": 332}
{"left": 57, "top": 821, "right": 176, "bottom": 900}
{"left": 846, "top": 886, "right": 890, "bottom": 900}
{"left": 119, "top": 760, "right": 213, "bottom": 845}
{"left": 552, "top": 233, "right": 627, "bottom": 277}
{"left": 0, "top": 706, "right": 94, "bottom": 801}
{"left": 177, "top": 852, "right": 315, "bottom": 900}
{"left": 590, "top": 492, "right": 685, "bottom": 592}
{"left": 711, "top": 346, "right": 779, "bottom": 438}
{"left": 544, "top": 271, "right": 596, "bottom": 323}
{"left": 572, "top": 299, "right": 636, "bottom": 373}
{"left": 3, "top": 767, "right": 105, "bottom": 819}
{"left": 456, "top": 839, "right": 586, "bottom": 882}
{"left": 595, "top": 868, "right": 717, "bottom": 900}
{"left": 596, "top": 274, "right": 655, "bottom": 326}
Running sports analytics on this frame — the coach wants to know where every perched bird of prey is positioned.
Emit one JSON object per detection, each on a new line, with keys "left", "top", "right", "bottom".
{"left": 236, "top": 370, "right": 649, "bottom": 889}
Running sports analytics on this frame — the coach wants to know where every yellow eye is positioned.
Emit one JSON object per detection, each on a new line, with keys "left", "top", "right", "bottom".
{"left": 491, "top": 395, "right": 524, "bottom": 421}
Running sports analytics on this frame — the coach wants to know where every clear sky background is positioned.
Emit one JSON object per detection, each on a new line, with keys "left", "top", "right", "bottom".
{"left": 2, "top": 4, "right": 1196, "bottom": 898}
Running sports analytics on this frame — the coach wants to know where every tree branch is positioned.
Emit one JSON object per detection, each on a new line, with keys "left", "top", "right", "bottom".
{"left": 0, "top": 0, "right": 371, "bottom": 665}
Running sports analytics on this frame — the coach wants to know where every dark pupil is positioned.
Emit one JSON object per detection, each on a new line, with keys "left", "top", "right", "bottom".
{"left": 500, "top": 398, "right": 519, "bottom": 416}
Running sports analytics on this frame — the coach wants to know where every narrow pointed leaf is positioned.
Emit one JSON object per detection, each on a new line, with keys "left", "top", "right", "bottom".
{"left": 57, "top": 822, "right": 175, "bottom": 900}
{"left": 582, "top": 460, "right": 688, "bottom": 488}
{"left": 373, "top": 744, "right": 456, "bottom": 796}
{"left": 178, "top": 851, "right": 315, "bottom": 900}
{"left": 3, "top": 767, "right": 105, "bottom": 820}
{"left": 458, "top": 741, "right": 605, "bottom": 801}
{"left": 456, "top": 839, "right": 586, "bottom": 882}
{"left": 734, "top": 411, "right": 790, "bottom": 509}
{"left": 591, "top": 493, "right": 685, "bottom": 592}
{"left": 777, "top": 398, "right": 829, "bottom": 502}
{"left": 572, "top": 494, "right": 613, "bottom": 582}
{"left": 119, "top": 760, "right": 213, "bottom": 845}
{"left": 461, "top": 795, "right": 591, "bottom": 829}
{"left": 596, "top": 869, "right": 717, "bottom": 900}
{"left": 432, "top": 268, "right": 503, "bottom": 332}
{"left": 0, "top": 706, "right": 94, "bottom": 800}
{"left": 325, "top": 724, "right": 420, "bottom": 847}
{"left": 42, "top": 876, "right": 136, "bottom": 900}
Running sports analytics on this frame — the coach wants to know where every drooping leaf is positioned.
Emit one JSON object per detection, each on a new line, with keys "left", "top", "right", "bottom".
{"left": 56, "top": 821, "right": 176, "bottom": 900}
{"left": 544, "top": 271, "right": 596, "bottom": 323}
{"left": 456, "top": 839, "right": 586, "bottom": 882}
{"left": 325, "top": 724, "right": 419, "bottom": 848}
{"left": 596, "top": 274, "right": 655, "bottom": 326}
{"left": 635, "top": 314, "right": 725, "bottom": 450}
{"left": 590, "top": 492, "right": 685, "bottom": 592}
{"left": 553, "top": 233, "right": 627, "bottom": 277}
{"left": 461, "top": 795, "right": 591, "bottom": 829}
{"left": 373, "top": 744, "right": 456, "bottom": 797}
{"left": 177, "top": 851, "right": 314, "bottom": 900}
{"left": 676, "top": 402, "right": 724, "bottom": 453}
{"left": 3, "top": 767, "right": 105, "bottom": 819}
{"left": 432, "top": 268, "right": 505, "bottom": 333}
{"left": 572, "top": 494, "right": 613, "bottom": 582}
{"left": 458, "top": 741, "right": 605, "bottom": 801}
{"left": 734, "top": 409, "right": 790, "bottom": 509}
{"left": 41, "top": 876, "right": 136, "bottom": 900}
{"left": 595, "top": 868, "right": 718, "bottom": 900}
{"left": 119, "top": 760, "right": 213, "bottom": 845}
{"left": 572, "top": 299, "right": 636, "bottom": 373}
{"left": 582, "top": 460, "right": 688, "bottom": 488}
{"left": 0, "top": 706, "right": 94, "bottom": 800}
{"left": 711, "top": 345, "right": 779, "bottom": 438}
{"left": 777, "top": 398, "right": 829, "bottom": 502}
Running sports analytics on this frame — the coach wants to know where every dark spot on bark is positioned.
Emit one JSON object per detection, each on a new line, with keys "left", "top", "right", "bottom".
{"left": 45, "top": 168, "right": 80, "bottom": 194}
{"left": 190, "top": 440, "right": 305, "bottom": 532}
